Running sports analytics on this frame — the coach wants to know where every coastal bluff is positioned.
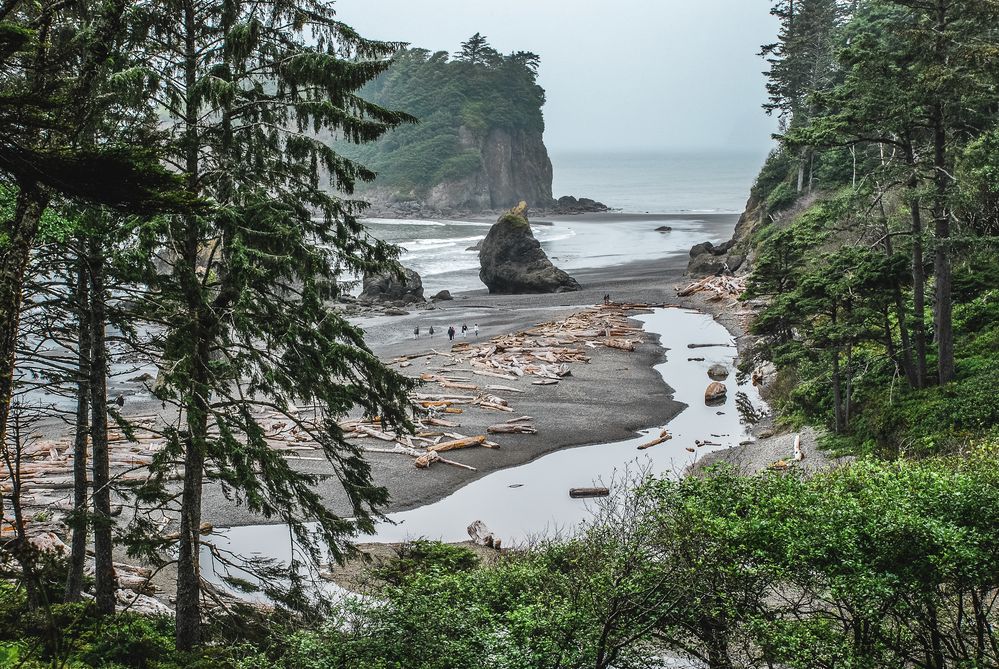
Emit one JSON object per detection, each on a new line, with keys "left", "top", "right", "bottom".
{"left": 423, "top": 125, "right": 553, "bottom": 211}
{"left": 479, "top": 204, "right": 581, "bottom": 294}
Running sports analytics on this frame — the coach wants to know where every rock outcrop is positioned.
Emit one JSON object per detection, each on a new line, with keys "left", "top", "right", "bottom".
{"left": 552, "top": 195, "right": 609, "bottom": 214}
{"left": 479, "top": 203, "right": 581, "bottom": 294}
{"left": 359, "top": 266, "right": 425, "bottom": 304}
{"left": 422, "top": 126, "right": 554, "bottom": 212}
{"left": 688, "top": 239, "right": 746, "bottom": 277}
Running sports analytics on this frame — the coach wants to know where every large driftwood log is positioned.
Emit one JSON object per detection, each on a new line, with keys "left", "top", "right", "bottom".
{"left": 428, "top": 435, "right": 487, "bottom": 453}
{"left": 487, "top": 423, "right": 537, "bottom": 434}
{"left": 569, "top": 487, "right": 610, "bottom": 499}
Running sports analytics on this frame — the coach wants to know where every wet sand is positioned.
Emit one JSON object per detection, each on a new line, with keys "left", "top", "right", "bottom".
{"left": 199, "top": 215, "right": 741, "bottom": 527}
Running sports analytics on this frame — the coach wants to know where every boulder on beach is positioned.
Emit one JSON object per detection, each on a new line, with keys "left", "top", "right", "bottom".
{"left": 432, "top": 289, "right": 454, "bottom": 301}
{"left": 655, "top": 225, "right": 672, "bottom": 232}
{"left": 479, "top": 202, "right": 581, "bottom": 294}
{"left": 705, "top": 381, "right": 727, "bottom": 403}
{"left": 359, "top": 266, "right": 425, "bottom": 304}
{"left": 708, "top": 364, "right": 729, "bottom": 381}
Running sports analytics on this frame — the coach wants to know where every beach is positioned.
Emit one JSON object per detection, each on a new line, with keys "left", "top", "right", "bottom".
{"left": 199, "top": 212, "right": 751, "bottom": 528}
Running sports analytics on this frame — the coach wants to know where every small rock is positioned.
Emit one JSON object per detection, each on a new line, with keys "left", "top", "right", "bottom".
{"left": 127, "top": 372, "right": 154, "bottom": 383}
{"left": 383, "top": 308, "right": 410, "bottom": 316}
{"left": 432, "top": 290, "right": 453, "bottom": 301}
{"left": 705, "top": 381, "right": 727, "bottom": 403}
{"left": 655, "top": 225, "right": 672, "bottom": 232}
{"left": 707, "top": 364, "right": 729, "bottom": 381}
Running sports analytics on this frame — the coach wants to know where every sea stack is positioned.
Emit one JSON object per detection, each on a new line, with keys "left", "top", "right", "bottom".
{"left": 478, "top": 202, "right": 581, "bottom": 294}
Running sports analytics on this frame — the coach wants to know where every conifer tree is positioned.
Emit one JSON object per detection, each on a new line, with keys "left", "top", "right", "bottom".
{"left": 131, "top": 0, "right": 415, "bottom": 649}
{"left": 456, "top": 32, "right": 498, "bottom": 66}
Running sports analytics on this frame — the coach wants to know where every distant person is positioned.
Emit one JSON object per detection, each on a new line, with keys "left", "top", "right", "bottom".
{"left": 447, "top": 325, "right": 456, "bottom": 341}
{"left": 461, "top": 323, "right": 468, "bottom": 337}
{"left": 429, "top": 326, "right": 435, "bottom": 338}
{"left": 413, "top": 326, "right": 420, "bottom": 339}
{"left": 474, "top": 323, "right": 479, "bottom": 337}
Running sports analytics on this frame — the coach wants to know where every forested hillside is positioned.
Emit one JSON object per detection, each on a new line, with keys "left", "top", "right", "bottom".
{"left": 721, "top": 0, "right": 999, "bottom": 457}
{"left": 340, "top": 35, "right": 556, "bottom": 210}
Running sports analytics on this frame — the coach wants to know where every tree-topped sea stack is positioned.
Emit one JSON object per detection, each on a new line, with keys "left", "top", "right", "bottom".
{"left": 479, "top": 202, "right": 581, "bottom": 294}
{"left": 340, "top": 35, "right": 554, "bottom": 213}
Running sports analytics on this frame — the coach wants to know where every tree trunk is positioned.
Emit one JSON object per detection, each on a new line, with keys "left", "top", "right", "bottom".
{"left": 931, "top": 103, "right": 954, "bottom": 384}
{"left": 2, "top": 409, "right": 41, "bottom": 608}
{"left": 0, "top": 186, "right": 47, "bottom": 452}
{"left": 174, "top": 0, "right": 209, "bottom": 647}
{"left": 88, "top": 236, "right": 115, "bottom": 615}
{"left": 902, "top": 135, "right": 929, "bottom": 388}
{"left": 65, "top": 248, "right": 92, "bottom": 602}
{"left": 831, "top": 350, "right": 843, "bottom": 434}
{"left": 910, "top": 200, "right": 929, "bottom": 388}
{"left": 174, "top": 338, "right": 209, "bottom": 650}
{"left": 796, "top": 147, "right": 806, "bottom": 192}
{"left": 881, "top": 213, "right": 917, "bottom": 387}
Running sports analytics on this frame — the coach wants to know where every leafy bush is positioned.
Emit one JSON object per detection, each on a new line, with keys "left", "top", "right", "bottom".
{"left": 765, "top": 180, "right": 796, "bottom": 212}
{"left": 373, "top": 539, "right": 480, "bottom": 587}
{"left": 77, "top": 614, "right": 174, "bottom": 669}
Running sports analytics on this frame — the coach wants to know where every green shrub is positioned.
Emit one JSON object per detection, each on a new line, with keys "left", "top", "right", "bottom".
{"left": 765, "top": 181, "right": 797, "bottom": 211}
{"left": 373, "top": 540, "right": 480, "bottom": 587}
{"left": 77, "top": 614, "right": 174, "bottom": 669}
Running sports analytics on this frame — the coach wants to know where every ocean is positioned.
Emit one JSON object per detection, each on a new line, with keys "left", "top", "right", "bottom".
{"left": 363, "top": 150, "right": 767, "bottom": 296}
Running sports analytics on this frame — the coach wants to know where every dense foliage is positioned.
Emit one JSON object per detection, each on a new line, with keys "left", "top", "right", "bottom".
{"left": 5, "top": 456, "right": 999, "bottom": 667}
{"left": 339, "top": 34, "right": 546, "bottom": 193}
{"left": 1, "top": 0, "right": 414, "bottom": 652}
{"left": 745, "top": 0, "right": 999, "bottom": 456}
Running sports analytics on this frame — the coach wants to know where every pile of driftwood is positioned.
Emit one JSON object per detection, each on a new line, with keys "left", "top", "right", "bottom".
{"left": 344, "top": 413, "right": 544, "bottom": 473}
{"left": 0, "top": 422, "right": 172, "bottom": 512}
{"left": 351, "top": 302, "right": 658, "bottom": 471}
{"left": 676, "top": 275, "right": 746, "bottom": 299}
{"left": 5, "top": 303, "right": 657, "bottom": 502}
{"left": 445, "top": 301, "right": 652, "bottom": 376}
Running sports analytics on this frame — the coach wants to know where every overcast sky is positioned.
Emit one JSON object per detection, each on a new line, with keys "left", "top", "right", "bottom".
{"left": 335, "top": 0, "right": 779, "bottom": 153}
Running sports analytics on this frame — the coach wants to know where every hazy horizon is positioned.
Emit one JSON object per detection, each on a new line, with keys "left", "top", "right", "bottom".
{"left": 335, "top": 0, "right": 780, "bottom": 154}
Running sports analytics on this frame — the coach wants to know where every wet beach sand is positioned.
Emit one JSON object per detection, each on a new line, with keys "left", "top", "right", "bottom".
{"left": 199, "top": 213, "right": 743, "bottom": 527}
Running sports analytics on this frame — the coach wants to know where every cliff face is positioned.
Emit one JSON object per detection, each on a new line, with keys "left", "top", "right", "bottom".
{"left": 407, "top": 126, "right": 554, "bottom": 212}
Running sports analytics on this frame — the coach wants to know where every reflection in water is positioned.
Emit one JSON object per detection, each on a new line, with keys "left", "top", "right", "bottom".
{"left": 203, "top": 308, "right": 766, "bottom": 589}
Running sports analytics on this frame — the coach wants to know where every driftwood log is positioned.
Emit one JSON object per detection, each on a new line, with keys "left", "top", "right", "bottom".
{"left": 569, "top": 487, "right": 610, "bottom": 499}
{"left": 637, "top": 430, "right": 672, "bottom": 450}
{"left": 468, "top": 520, "right": 501, "bottom": 549}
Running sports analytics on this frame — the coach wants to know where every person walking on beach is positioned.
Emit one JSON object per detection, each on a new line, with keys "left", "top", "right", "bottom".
{"left": 429, "top": 325, "right": 435, "bottom": 338}
{"left": 461, "top": 323, "right": 468, "bottom": 337}
{"left": 474, "top": 323, "right": 479, "bottom": 337}
{"left": 413, "top": 326, "right": 420, "bottom": 339}
{"left": 447, "top": 325, "right": 456, "bottom": 341}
